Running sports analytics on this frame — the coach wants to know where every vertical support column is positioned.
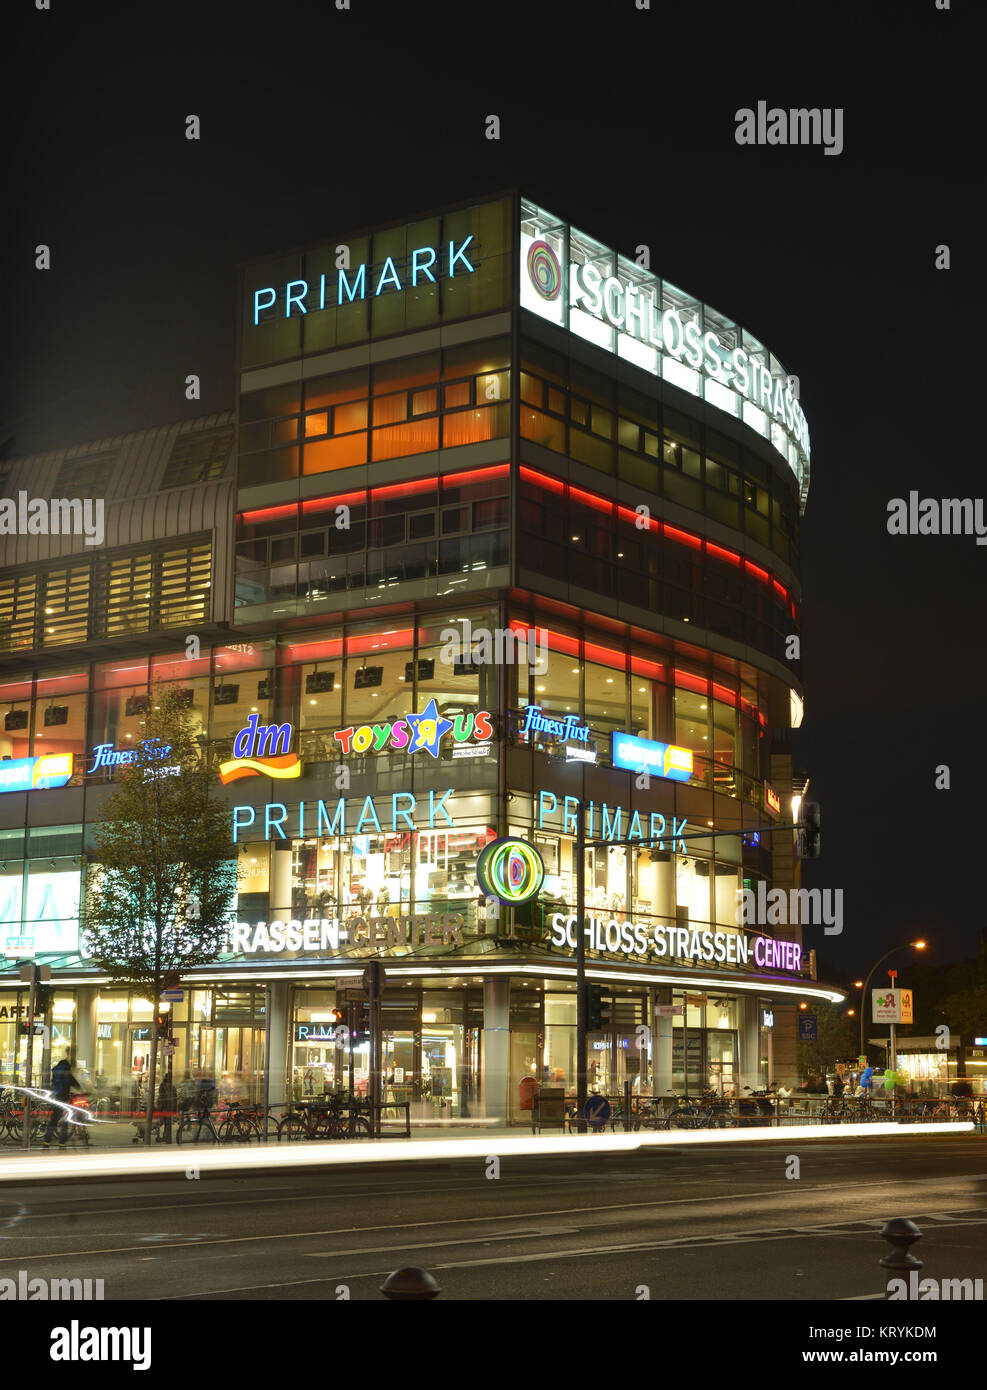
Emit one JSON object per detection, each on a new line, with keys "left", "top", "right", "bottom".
{"left": 74, "top": 986, "right": 98, "bottom": 1082}
{"left": 270, "top": 843, "right": 293, "bottom": 918}
{"left": 482, "top": 978, "right": 511, "bottom": 1124}
{"left": 739, "top": 993, "right": 761, "bottom": 1093}
{"left": 654, "top": 987, "right": 673, "bottom": 1095}
{"left": 266, "top": 981, "right": 290, "bottom": 1107}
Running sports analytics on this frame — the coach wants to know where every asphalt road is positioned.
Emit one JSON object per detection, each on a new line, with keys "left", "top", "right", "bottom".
{"left": 1, "top": 1136, "right": 984, "bottom": 1302}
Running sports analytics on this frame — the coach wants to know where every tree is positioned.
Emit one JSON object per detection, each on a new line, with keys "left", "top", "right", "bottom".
{"left": 796, "top": 1000, "right": 858, "bottom": 1079}
{"left": 81, "top": 683, "right": 239, "bottom": 1143}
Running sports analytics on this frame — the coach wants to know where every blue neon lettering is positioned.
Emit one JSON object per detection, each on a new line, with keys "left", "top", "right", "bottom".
{"left": 375, "top": 256, "right": 402, "bottom": 295}
{"left": 671, "top": 816, "right": 688, "bottom": 854}
{"left": 253, "top": 287, "right": 276, "bottom": 324}
{"left": 355, "top": 795, "right": 382, "bottom": 834}
{"left": 537, "top": 790, "right": 558, "bottom": 828}
{"left": 411, "top": 245, "right": 437, "bottom": 284}
{"left": 232, "top": 805, "right": 255, "bottom": 842}
{"left": 338, "top": 264, "right": 366, "bottom": 303}
{"left": 428, "top": 789, "right": 455, "bottom": 828}
{"left": 265, "top": 803, "right": 288, "bottom": 839}
{"left": 448, "top": 236, "right": 474, "bottom": 275}
{"left": 317, "top": 799, "right": 345, "bottom": 837}
{"left": 392, "top": 792, "right": 416, "bottom": 829}
{"left": 285, "top": 280, "right": 308, "bottom": 317}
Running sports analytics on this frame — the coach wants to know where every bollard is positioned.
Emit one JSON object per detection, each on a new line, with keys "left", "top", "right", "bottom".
{"left": 879, "top": 1218, "right": 923, "bottom": 1300}
{"left": 380, "top": 1267, "right": 441, "bottom": 1300}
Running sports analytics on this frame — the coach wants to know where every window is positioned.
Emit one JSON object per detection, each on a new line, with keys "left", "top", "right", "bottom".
{"left": 163, "top": 427, "right": 234, "bottom": 487}
{"left": 53, "top": 453, "right": 115, "bottom": 498}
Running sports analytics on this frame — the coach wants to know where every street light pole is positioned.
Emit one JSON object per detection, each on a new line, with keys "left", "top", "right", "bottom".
{"left": 575, "top": 769, "right": 587, "bottom": 1135}
{"left": 859, "top": 942, "right": 926, "bottom": 1060}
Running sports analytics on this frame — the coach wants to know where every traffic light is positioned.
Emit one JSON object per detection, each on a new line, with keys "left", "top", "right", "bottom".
{"left": 585, "top": 985, "right": 612, "bottom": 1031}
{"left": 154, "top": 1011, "right": 170, "bottom": 1037}
{"left": 798, "top": 802, "right": 821, "bottom": 859}
{"left": 330, "top": 1007, "right": 344, "bottom": 1026}
{"left": 354, "top": 1002, "right": 370, "bottom": 1041}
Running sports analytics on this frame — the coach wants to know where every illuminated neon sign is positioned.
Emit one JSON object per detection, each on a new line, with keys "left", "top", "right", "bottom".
{"left": 87, "top": 740, "right": 171, "bottom": 774}
{"left": 332, "top": 701, "right": 492, "bottom": 760}
{"left": 520, "top": 705, "right": 591, "bottom": 744}
{"left": 232, "top": 788, "right": 456, "bottom": 842}
{"left": 219, "top": 714, "right": 301, "bottom": 785}
{"left": 0, "top": 753, "right": 73, "bottom": 794}
{"left": 476, "top": 838, "right": 545, "bottom": 904}
{"left": 251, "top": 238, "right": 476, "bottom": 325}
{"left": 612, "top": 734, "right": 693, "bottom": 782}
{"left": 550, "top": 914, "right": 802, "bottom": 972}
{"left": 765, "top": 785, "right": 781, "bottom": 814}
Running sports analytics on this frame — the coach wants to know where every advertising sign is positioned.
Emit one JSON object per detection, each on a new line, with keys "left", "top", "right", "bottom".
{"left": 520, "top": 202, "right": 810, "bottom": 504}
{"left": 332, "top": 701, "right": 492, "bottom": 759}
{"left": 872, "top": 988, "right": 914, "bottom": 1024}
{"left": 476, "top": 838, "right": 545, "bottom": 905}
{"left": 612, "top": 734, "right": 693, "bottom": 782}
{"left": 0, "top": 753, "right": 74, "bottom": 794}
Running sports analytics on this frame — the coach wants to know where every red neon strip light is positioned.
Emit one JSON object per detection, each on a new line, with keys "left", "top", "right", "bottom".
{"left": 520, "top": 466, "right": 565, "bottom": 494}
{"left": 712, "top": 683, "right": 738, "bottom": 707}
{"left": 281, "top": 638, "right": 344, "bottom": 663}
{"left": 510, "top": 621, "right": 581, "bottom": 659}
{"left": 617, "top": 504, "right": 659, "bottom": 533}
{"left": 301, "top": 490, "right": 366, "bottom": 513}
{"left": 345, "top": 628, "right": 415, "bottom": 655}
{"left": 745, "top": 560, "right": 769, "bottom": 583}
{"left": 772, "top": 579, "right": 787, "bottom": 601}
{"left": 371, "top": 477, "right": 439, "bottom": 501}
{"left": 674, "top": 669, "right": 708, "bottom": 694}
{"left": 241, "top": 503, "right": 298, "bottom": 524}
{"left": 663, "top": 523, "right": 702, "bottom": 550}
{"left": 631, "top": 657, "right": 664, "bottom": 679}
{"left": 569, "top": 485, "right": 614, "bottom": 516}
{"left": 443, "top": 464, "right": 509, "bottom": 487}
{"left": 584, "top": 640, "right": 625, "bottom": 672}
{"left": 706, "top": 541, "right": 741, "bottom": 566}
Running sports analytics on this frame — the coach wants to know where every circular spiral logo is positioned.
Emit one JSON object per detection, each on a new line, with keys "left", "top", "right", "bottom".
{"left": 476, "top": 837, "right": 545, "bottom": 904}
{"left": 527, "top": 240, "right": 561, "bottom": 301}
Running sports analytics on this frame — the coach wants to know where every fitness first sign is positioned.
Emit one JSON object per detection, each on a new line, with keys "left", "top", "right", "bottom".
{"left": 520, "top": 203, "right": 810, "bottom": 505}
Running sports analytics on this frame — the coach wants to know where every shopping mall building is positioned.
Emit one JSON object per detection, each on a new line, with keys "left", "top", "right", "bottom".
{"left": 0, "top": 192, "right": 843, "bottom": 1123}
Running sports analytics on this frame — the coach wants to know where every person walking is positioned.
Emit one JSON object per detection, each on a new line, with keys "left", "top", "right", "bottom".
{"left": 42, "top": 1055, "right": 80, "bottom": 1149}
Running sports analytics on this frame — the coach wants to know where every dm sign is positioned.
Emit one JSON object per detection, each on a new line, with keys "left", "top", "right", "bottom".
{"left": 219, "top": 714, "right": 301, "bottom": 784}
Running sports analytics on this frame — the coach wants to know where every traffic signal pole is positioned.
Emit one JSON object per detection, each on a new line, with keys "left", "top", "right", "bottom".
{"left": 575, "top": 799, "right": 587, "bottom": 1135}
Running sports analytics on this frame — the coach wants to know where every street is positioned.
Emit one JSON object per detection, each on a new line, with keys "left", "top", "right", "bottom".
{"left": 1, "top": 1136, "right": 983, "bottom": 1301}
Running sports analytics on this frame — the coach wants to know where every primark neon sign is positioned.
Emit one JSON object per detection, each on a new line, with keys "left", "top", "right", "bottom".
{"left": 232, "top": 788, "right": 456, "bottom": 842}
{"left": 251, "top": 237, "right": 476, "bottom": 324}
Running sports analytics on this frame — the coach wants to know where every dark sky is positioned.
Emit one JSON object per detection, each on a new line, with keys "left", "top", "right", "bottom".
{"left": 3, "top": 1, "right": 982, "bottom": 977}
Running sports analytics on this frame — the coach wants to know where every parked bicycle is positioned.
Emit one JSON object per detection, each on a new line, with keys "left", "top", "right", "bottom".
{"left": 276, "top": 1093, "right": 371, "bottom": 1141}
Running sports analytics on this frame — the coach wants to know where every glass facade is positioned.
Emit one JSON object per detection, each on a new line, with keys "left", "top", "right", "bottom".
{"left": 0, "top": 192, "right": 822, "bottom": 1130}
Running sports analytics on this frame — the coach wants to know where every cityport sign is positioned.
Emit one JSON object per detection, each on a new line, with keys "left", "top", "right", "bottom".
{"left": 549, "top": 914, "right": 803, "bottom": 973}
{"left": 0, "top": 753, "right": 73, "bottom": 794}
{"left": 611, "top": 734, "right": 693, "bottom": 782}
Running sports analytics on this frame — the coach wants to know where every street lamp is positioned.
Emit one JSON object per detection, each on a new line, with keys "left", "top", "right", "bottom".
{"left": 858, "top": 941, "right": 927, "bottom": 1060}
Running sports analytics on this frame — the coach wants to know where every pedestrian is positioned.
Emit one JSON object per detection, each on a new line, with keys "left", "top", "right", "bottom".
{"left": 42, "top": 1055, "right": 80, "bottom": 1149}
{"left": 855, "top": 1063, "right": 874, "bottom": 1097}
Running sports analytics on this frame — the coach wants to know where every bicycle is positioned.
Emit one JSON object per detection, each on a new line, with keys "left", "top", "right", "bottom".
{"left": 176, "top": 1104, "right": 220, "bottom": 1145}
{"left": 276, "top": 1093, "right": 371, "bottom": 1141}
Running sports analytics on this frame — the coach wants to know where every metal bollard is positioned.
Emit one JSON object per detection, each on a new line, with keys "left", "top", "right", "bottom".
{"left": 879, "top": 1218, "right": 923, "bottom": 1300}
{"left": 380, "top": 1267, "right": 441, "bottom": 1300}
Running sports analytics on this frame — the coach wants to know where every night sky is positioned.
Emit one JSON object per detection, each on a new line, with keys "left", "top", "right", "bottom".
{"left": 3, "top": 2, "right": 981, "bottom": 978}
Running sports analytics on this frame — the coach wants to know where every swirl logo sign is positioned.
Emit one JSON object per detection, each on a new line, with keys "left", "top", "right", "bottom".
{"left": 476, "top": 837, "right": 545, "bottom": 904}
{"left": 526, "top": 240, "right": 561, "bottom": 301}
